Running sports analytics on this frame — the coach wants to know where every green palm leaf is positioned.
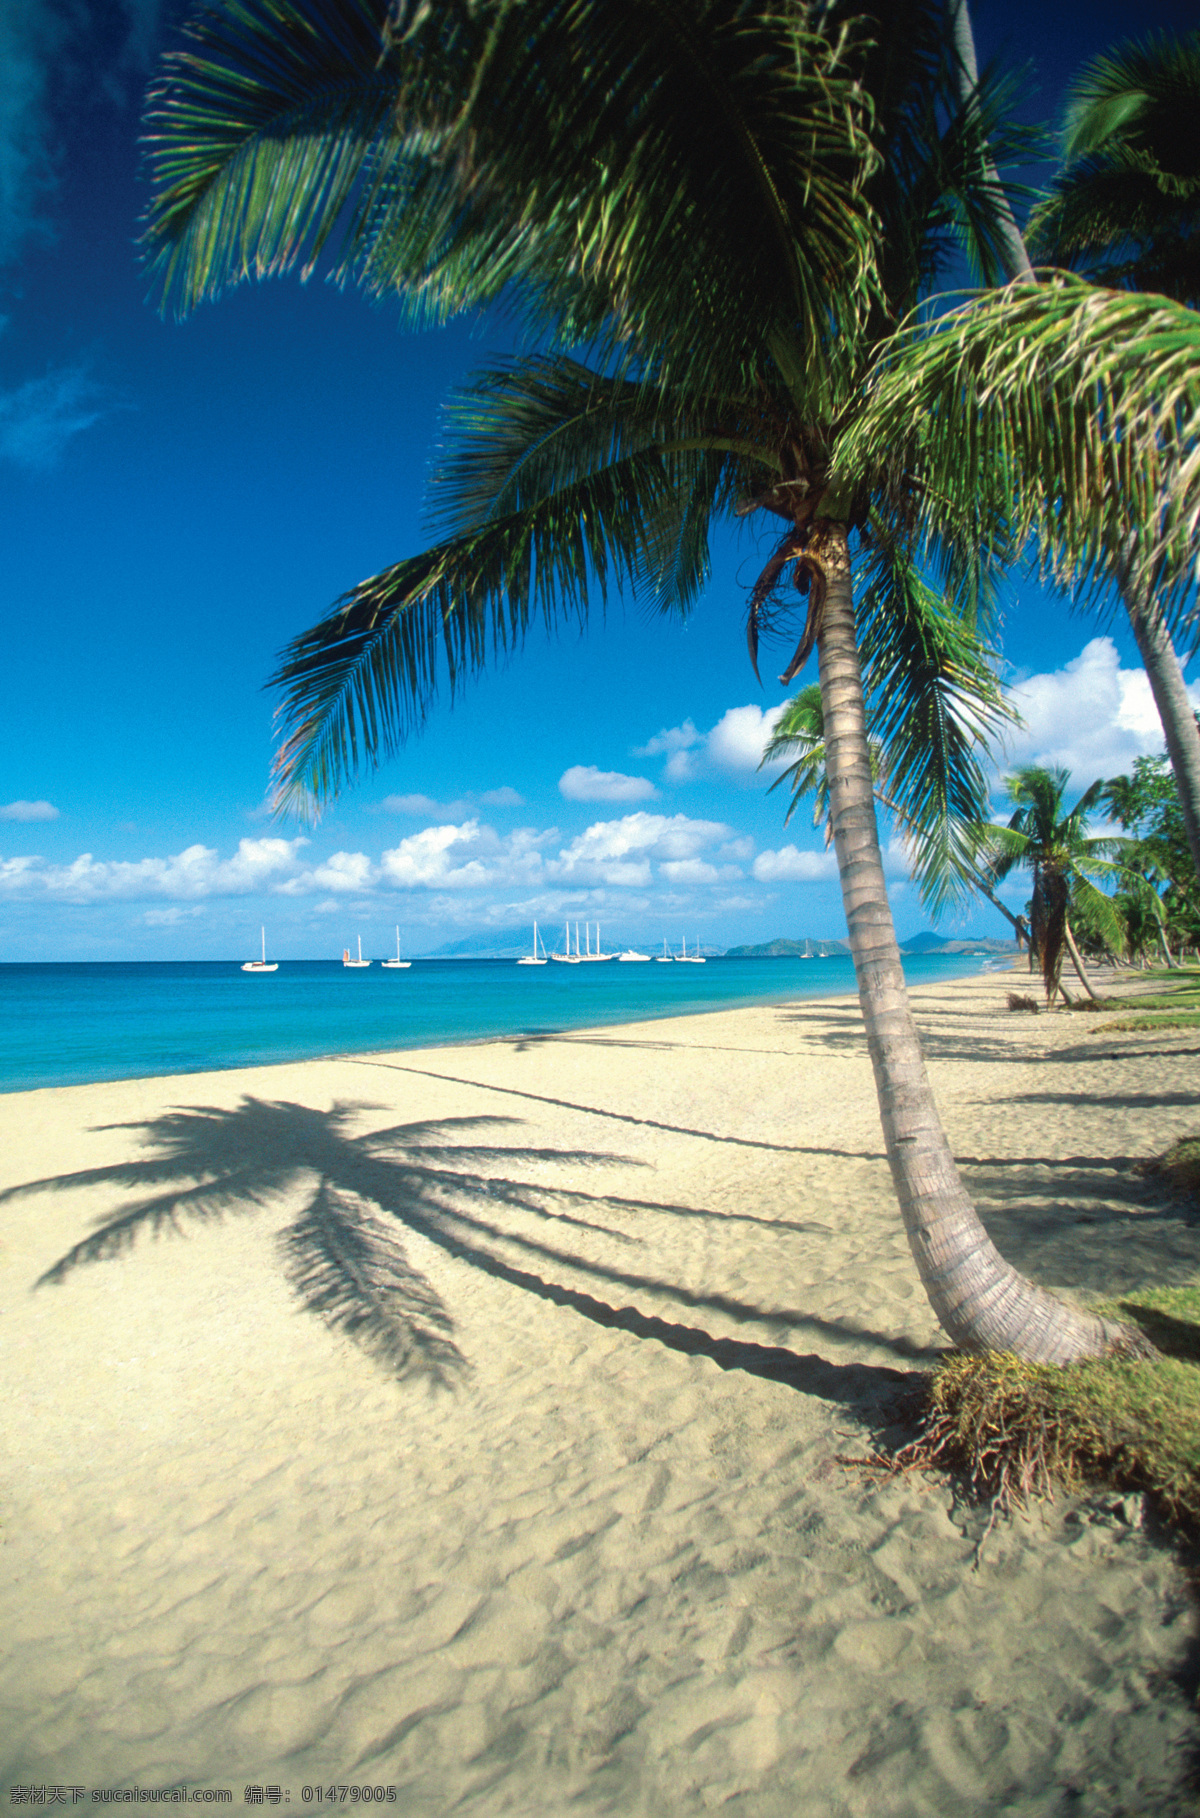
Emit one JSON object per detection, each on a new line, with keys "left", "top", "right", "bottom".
{"left": 1028, "top": 31, "right": 1200, "bottom": 305}
{"left": 839, "top": 275, "right": 1200, "bottom": 608}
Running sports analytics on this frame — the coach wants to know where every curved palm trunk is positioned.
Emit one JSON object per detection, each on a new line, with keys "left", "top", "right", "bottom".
{"left": 951, "top": 2, "right": 1200, "bottom": 886}
{"left": 815, "top": 522, "right": 1120, "bottom": 1363}
{"left": 1062, "top": 917, "right": 1099, "bottom": 999}
{"left": 1123, "top": 581, "right": 1200, "bottom": 882}
{"left": 946, "top": 2, "right": 1034, "bottom": 285}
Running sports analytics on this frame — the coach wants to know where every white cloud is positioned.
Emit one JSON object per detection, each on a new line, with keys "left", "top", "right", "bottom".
{"left": 559, "top": 765, "right": 658, "bottom": 803}
{"left": 1003, "top": 637, "right": 1196, "bottom": 783}
{"left": 479, "top": 786, "right": 524, "bottom": 807}
{"left": 278, "top": 849, "right": 376, "bottom": 896}
{"left": 659, "top": 859, "right": 722, "bottom": 884}
{"left": 0, "top": 799, "right": 57, "bottom": 821}
{"left": 548, "top": 812, "right": 734, "bottom": 887}
{"left": 380, "top": 820, "right": 548, "bottom": 891}
{"left": 642, "top": 704, "right": 791, "bottom": 782}
{"left": 705, "top": 703, "right": 790, "bottom": 773}
{"left": 0, "top": 837, "right": 307, "bottom": 904}
{"left": 752, "top": 845, "right": 837, "bottom": 883}
{"left": 636, "top": 721, "right": 702, "bottom": 759}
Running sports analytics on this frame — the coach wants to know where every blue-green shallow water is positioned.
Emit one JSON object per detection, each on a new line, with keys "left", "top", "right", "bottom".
{"left": 0, "top": 953, "right": 997, "bottom": 1093}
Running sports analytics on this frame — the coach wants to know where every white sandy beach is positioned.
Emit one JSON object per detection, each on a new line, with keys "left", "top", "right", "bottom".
{"left": 2, "top": 969, "right": 1198, "bottom": 1814}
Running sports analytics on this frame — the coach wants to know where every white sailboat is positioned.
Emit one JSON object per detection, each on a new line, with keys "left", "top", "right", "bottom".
{"left": 381, "top": 926, "right": 411, "bottom": 969}
{"left": 242, "top": 927, "right": 278, "bottom": 973}
{"left": 654, "top": 938, "right": 674, "bottom": 963}
{"left": 343, "top": 936, "right": 371, "bottom": 968}
{"left": 517, "top": 922, "right": 548, "bottom": 965}
{"left": 580, "top": 921, "right": 616, "bottom": 961}
{"left": 551, "top": 918, "right": 580, "bottom": 963}
{"left": 676, "top": 937, "right": 706, "bottom": 964}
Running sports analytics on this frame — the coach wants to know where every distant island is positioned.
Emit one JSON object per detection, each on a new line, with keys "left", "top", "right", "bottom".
{"left": 724, "top": 938, "right": 849, "bottom": 958}
{"left": 726, "top": 932, "right": 1016, "bottom": 958}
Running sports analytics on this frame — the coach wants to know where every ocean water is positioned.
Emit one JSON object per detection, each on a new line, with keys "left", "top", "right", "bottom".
{"left": 0, "top": 952, "right": 998, "bottom": 1093}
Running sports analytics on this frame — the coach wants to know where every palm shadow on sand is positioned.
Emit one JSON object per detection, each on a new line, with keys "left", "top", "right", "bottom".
{"left": 3, "top": 1096, "right": 920, "bottom": 1406}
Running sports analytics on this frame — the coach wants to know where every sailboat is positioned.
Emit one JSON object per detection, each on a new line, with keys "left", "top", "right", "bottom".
{"left": 517, "top": 922, "right": 548, "bottom": 965}
{"left": 381, "top": 926, "right": 411, "bottom": 969}
{"left": 676, "top": 937, "right": 706, "bottom": 964}
{"left": 580, "top": 921, "right": 616, "bottom": 961}
{"left": 343, "top": 936, "right": 371, "bottom": 968}
{"left": 550, "top": 918, "right": 580, "bottom": 963}
{"left": 241, "top": 927, "right": 278, "bottom": 973}
{"left": 654, "top": 938, "right": 674, "bottom": 963}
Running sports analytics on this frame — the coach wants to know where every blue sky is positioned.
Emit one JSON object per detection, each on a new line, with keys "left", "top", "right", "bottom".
{"left": 0, "top": 0, "right": 1196, "bottom": 960}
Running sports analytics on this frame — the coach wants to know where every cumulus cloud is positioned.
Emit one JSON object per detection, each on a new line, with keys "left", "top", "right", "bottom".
{"left": 0, "top": 837, "right": 307, "bottom": 904}
{"left": 278, "top": 849, "right": 376, "bottom": 896}
{"left": 380, "top": 820, "right": 548, "bottom": 891}
{"left": 547, "top": 812, "right": 735, "bottom": 887}
{"left": 480, "top": 786, "right": 524, "bottom": 807}
{"left": 0, "top": 799, "right": 58, "bottom": 821}
{"left": 1003, "top": 637, "right": 1197, "bottom": 783}
{"left": 640, "top": 704, "right": 791, "bottom": 782}
{"left": 558, "top": 765, "right": 658, "bottom": 803}
{"left": 752, "top": 845, "right": 837, "bottom": 883}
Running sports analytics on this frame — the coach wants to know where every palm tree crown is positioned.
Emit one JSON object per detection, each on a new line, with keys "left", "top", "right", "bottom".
{"left": 1028, "top": 31, "right": 1200, "bottom": 306}
{"left": 139, "top": 0, "right": 1138, "bottom": 1362}
{"left": 984, "top": 766, "right": 1125, "bottom": 1002}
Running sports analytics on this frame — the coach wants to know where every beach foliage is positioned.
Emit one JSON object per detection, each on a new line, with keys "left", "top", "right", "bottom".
{"left": 139, "top": 0, "right": 1159, "bottom": 1364}
{"left": 982, "top": 765, "right": 1130, "bottom": 1001}
{"left": 1027, "top": 30, "right": 1200, "bottom": 308}
{"left": 1103, "top": 746, "right": 1200, "bottom": 955}
{"left": 905, "top": 1302, "right": 1200, "bottom": 1540}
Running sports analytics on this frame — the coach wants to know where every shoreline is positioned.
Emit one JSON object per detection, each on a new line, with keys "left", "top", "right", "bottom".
{"left": 3, "top": 968, "right": 1198, "bottom": 1811}
{"left": 0, "top": 951, "right": 994, "bottom": 1098}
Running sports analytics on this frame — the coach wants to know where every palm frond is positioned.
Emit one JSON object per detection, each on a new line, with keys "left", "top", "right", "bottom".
{"left": 838, "top": 275, "right": 1200, "bottom": 612}
{"left": 761, "top": 683, "right": 832, "bottom": 830}
{"left": 269, "top": 363, "right": 759, "bottom": 810}
{"left": 1028, "top": 30, "right": 1200, "bottom": 307}
{"left": 279, "top": 1184, "right": 463, "bottom": 1382}
{"left": 143, "top": 0, "right": 881, "bottom": 402}
{"left": 855, "top": 542, "right": 1016, "bottom": 912}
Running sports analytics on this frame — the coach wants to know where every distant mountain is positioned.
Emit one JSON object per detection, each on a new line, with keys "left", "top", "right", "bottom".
{"left": 419, "top": 926, "right": 536, "bottom": 958}
{"left": 724, "top": 938, "right": 850, "bottom": 958}
{"left": 900, "top": 932, "right": 1015, "bottom": 955}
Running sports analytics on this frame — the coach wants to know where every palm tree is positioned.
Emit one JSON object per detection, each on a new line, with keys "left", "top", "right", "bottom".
{"left": 1027, "top": 32, "right": 1200, "bottom": 306}
{"left": 140, "top": 0, "right": 1136, "bottom": 1361}
{"left": 863, "top": 19, "right": 1200, "bottom": 884}
{"left": 761, "top": 665, "right": 1030, "bottom": 946}
{"left": 982, "top": 766, "right": 1126, "bottom": 1003}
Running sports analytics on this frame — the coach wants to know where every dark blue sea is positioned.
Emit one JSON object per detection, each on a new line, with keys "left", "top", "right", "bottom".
{"left": 0, "top": 953, "right": 996, "bottom": 1093}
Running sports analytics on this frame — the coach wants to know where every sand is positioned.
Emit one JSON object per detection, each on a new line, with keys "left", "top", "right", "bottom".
{"left": 1, "top": 968, "right": 1198, "bottom": 1814}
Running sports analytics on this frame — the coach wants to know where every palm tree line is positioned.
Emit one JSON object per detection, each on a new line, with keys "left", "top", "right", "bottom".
{"left": 136, "top": 0, "right": 1196, "bottom": 1363}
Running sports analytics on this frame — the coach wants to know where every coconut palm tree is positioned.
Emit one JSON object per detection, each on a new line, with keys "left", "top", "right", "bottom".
{"left": 982, "top": 766, "right": 1127, "bottom": 1003}
{"left": 860, "top": 20, "right": 1200, "bottom": 883}
{"left": 140, "top": 0, "right": 1137, "bottom": 1361}
{"left": 1027, "top": 31, "right": 1200, "bottom": 307}
{"left": 762, "top": 673, "right": 1030, "bottom": 947}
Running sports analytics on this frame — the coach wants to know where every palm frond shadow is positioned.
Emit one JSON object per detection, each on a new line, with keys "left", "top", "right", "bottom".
{"left": 11, "top": 1098, "right": 638, "bottom": 1387}
{"left": 8, "top": 1096, "right": 924, "bottom": 1405}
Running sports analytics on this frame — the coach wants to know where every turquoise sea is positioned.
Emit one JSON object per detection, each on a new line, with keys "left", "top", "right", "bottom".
{"left": 0, "top": 952, "right": 997, "bottom": 1093}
